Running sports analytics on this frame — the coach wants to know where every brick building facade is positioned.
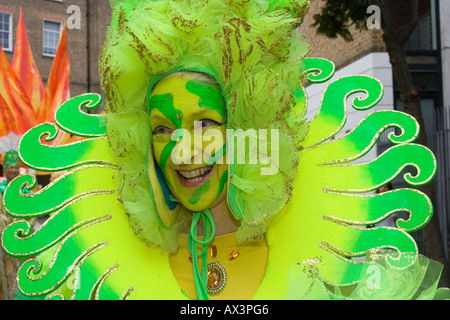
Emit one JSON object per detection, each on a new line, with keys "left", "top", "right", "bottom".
{"left": 300, "top": 0, "right": 386, "bottom": 70}
{"left": 0, "top": 0, "right": 111, "bottom": 98}
{"left": 0, "top": 0, "right": 387, "bottom": 101}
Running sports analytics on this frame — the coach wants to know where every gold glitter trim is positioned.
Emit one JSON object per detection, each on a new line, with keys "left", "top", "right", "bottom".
{"left": 322, "top": 188, "right": 432, "bottom": 232}
{"left": 54, "top": 93, "right": 106, "bottom": 138}
{"left": 305, "top": 75, "right": 384, "bottom": 151}
{"left": 16, "top": 240, "right": 109, "bottom": 297}
{"left": 120, "top": 287, "right": 135, "bottom": 300}
{"left": 321, "top": 144, "right": 437, "bottom": 194}
{"left": 317, "top": 111, "right": 420, "bottom": 166}
{"left": 17, "top": 126, "right": 118, "bottom": 172}
{"left": 3, "top": 164, "right": 118, "bottom": 219}
{"left": 1, "top": 194, "right": 112, "bottom": 257}
{"left": 90, "top": 263, "right": 119, "bottom": 300}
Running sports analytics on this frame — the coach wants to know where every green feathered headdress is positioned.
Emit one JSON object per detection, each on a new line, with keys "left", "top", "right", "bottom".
{"left": 100, "top": 0, "right": 311, "bottom": 252}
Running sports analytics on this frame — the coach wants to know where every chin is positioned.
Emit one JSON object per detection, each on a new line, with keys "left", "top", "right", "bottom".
{"left": 179, "top": 200, "right": 215, "bottom": 213}
{"left": 182, "top": 192, "right": 226, "bottom": 213}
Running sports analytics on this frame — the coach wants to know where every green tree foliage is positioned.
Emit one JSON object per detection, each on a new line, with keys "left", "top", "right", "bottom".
{"left": 312, "top": 0, "right": 370, "bottom": 42}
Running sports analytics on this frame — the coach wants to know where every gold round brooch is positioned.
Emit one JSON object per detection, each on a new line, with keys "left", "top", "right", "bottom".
{"left": 207, "top": 262, "right": 227, "bottom": 295}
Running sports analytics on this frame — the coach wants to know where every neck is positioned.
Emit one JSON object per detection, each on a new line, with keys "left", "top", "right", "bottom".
{"left": 188, "top": 197, "right": 240, "bottom": 237}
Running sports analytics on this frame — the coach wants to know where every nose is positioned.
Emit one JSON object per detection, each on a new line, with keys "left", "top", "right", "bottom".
{"left": 170, "top": 128, "right": 203, "bottom": 165}
{"left": 191, "top": 128, "right": 204, "bottom": 165}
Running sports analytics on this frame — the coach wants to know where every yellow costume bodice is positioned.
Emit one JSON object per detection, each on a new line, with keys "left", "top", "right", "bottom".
{"left": 169, "top": 232, "right": 269, "bottom": 300}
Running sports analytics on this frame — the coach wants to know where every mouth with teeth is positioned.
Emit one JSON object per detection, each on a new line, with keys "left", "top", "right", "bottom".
{"left": 176, "top": 166, "right": 214, "bottom": 187}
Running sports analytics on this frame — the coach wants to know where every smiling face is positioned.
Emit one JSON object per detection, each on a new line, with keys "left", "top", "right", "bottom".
{"left": 149, "top": 72, "right": 228, "bottom": 212}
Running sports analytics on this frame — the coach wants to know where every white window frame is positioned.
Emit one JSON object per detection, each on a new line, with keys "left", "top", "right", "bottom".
{"left": 0, "top": 11, "right": 13, "bottom": 52}
{"left": 42, "top": 19, "right": 63, "bottom": 57}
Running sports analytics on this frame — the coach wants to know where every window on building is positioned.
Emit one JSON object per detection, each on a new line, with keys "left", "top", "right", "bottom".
{"left": 0, "top": 11, "right": 12, "bottom": 51}
{"left": 405, "top": 15, "right": 437, "bottom": 51}
{"left": 405, "top": 0, "right": 438, "bottom": 51}
{"left": 43, "top": 20, "right": 62, "bottom": 57}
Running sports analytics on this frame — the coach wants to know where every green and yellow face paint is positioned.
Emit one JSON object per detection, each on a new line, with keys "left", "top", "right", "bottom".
{"left": 148, "top": 72, "right": 228, "bottom": 213}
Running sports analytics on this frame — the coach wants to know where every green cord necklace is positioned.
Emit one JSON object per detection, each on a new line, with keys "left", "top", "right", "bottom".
{"left": 188, "top": 210, "right": 216, "bottom": 300}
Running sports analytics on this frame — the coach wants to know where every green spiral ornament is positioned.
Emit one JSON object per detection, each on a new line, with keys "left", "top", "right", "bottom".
{"left": 259, "top": 58, "right": 438, "bottom": 295}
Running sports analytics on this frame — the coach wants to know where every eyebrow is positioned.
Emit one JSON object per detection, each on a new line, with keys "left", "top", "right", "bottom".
{"left": 189, "top": 110, "right": 213, "bottom": 118}
{"left": 185, "top": 109, "right": 224, "bottom": 122}
{"left": 150, "top": 113, "right": 170, "bottom": 121}
{"left": 149, "top": 113, "right": 178, "bottom": 129}
{"left": 150, "top": 106, "right": 225, "bottom": 126}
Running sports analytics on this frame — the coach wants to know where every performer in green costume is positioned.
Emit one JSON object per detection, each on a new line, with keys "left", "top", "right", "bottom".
{"left": 0, "top": 151, "right": 21, "bottom": 195}
{"left": 1, "top": 0, "right": 448, "bottom": 300}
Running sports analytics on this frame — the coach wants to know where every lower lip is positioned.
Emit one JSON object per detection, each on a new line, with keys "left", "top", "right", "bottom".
{"left": 176, "top": 167, "right": 214, "bottom": 188}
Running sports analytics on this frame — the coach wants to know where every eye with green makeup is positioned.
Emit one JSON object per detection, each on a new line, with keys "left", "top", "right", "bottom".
{"left": 148, "top": 72, "right": 228, "bottom": 213}
{"left": 153, "top": 119, "right": 223, "bottom": 137}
